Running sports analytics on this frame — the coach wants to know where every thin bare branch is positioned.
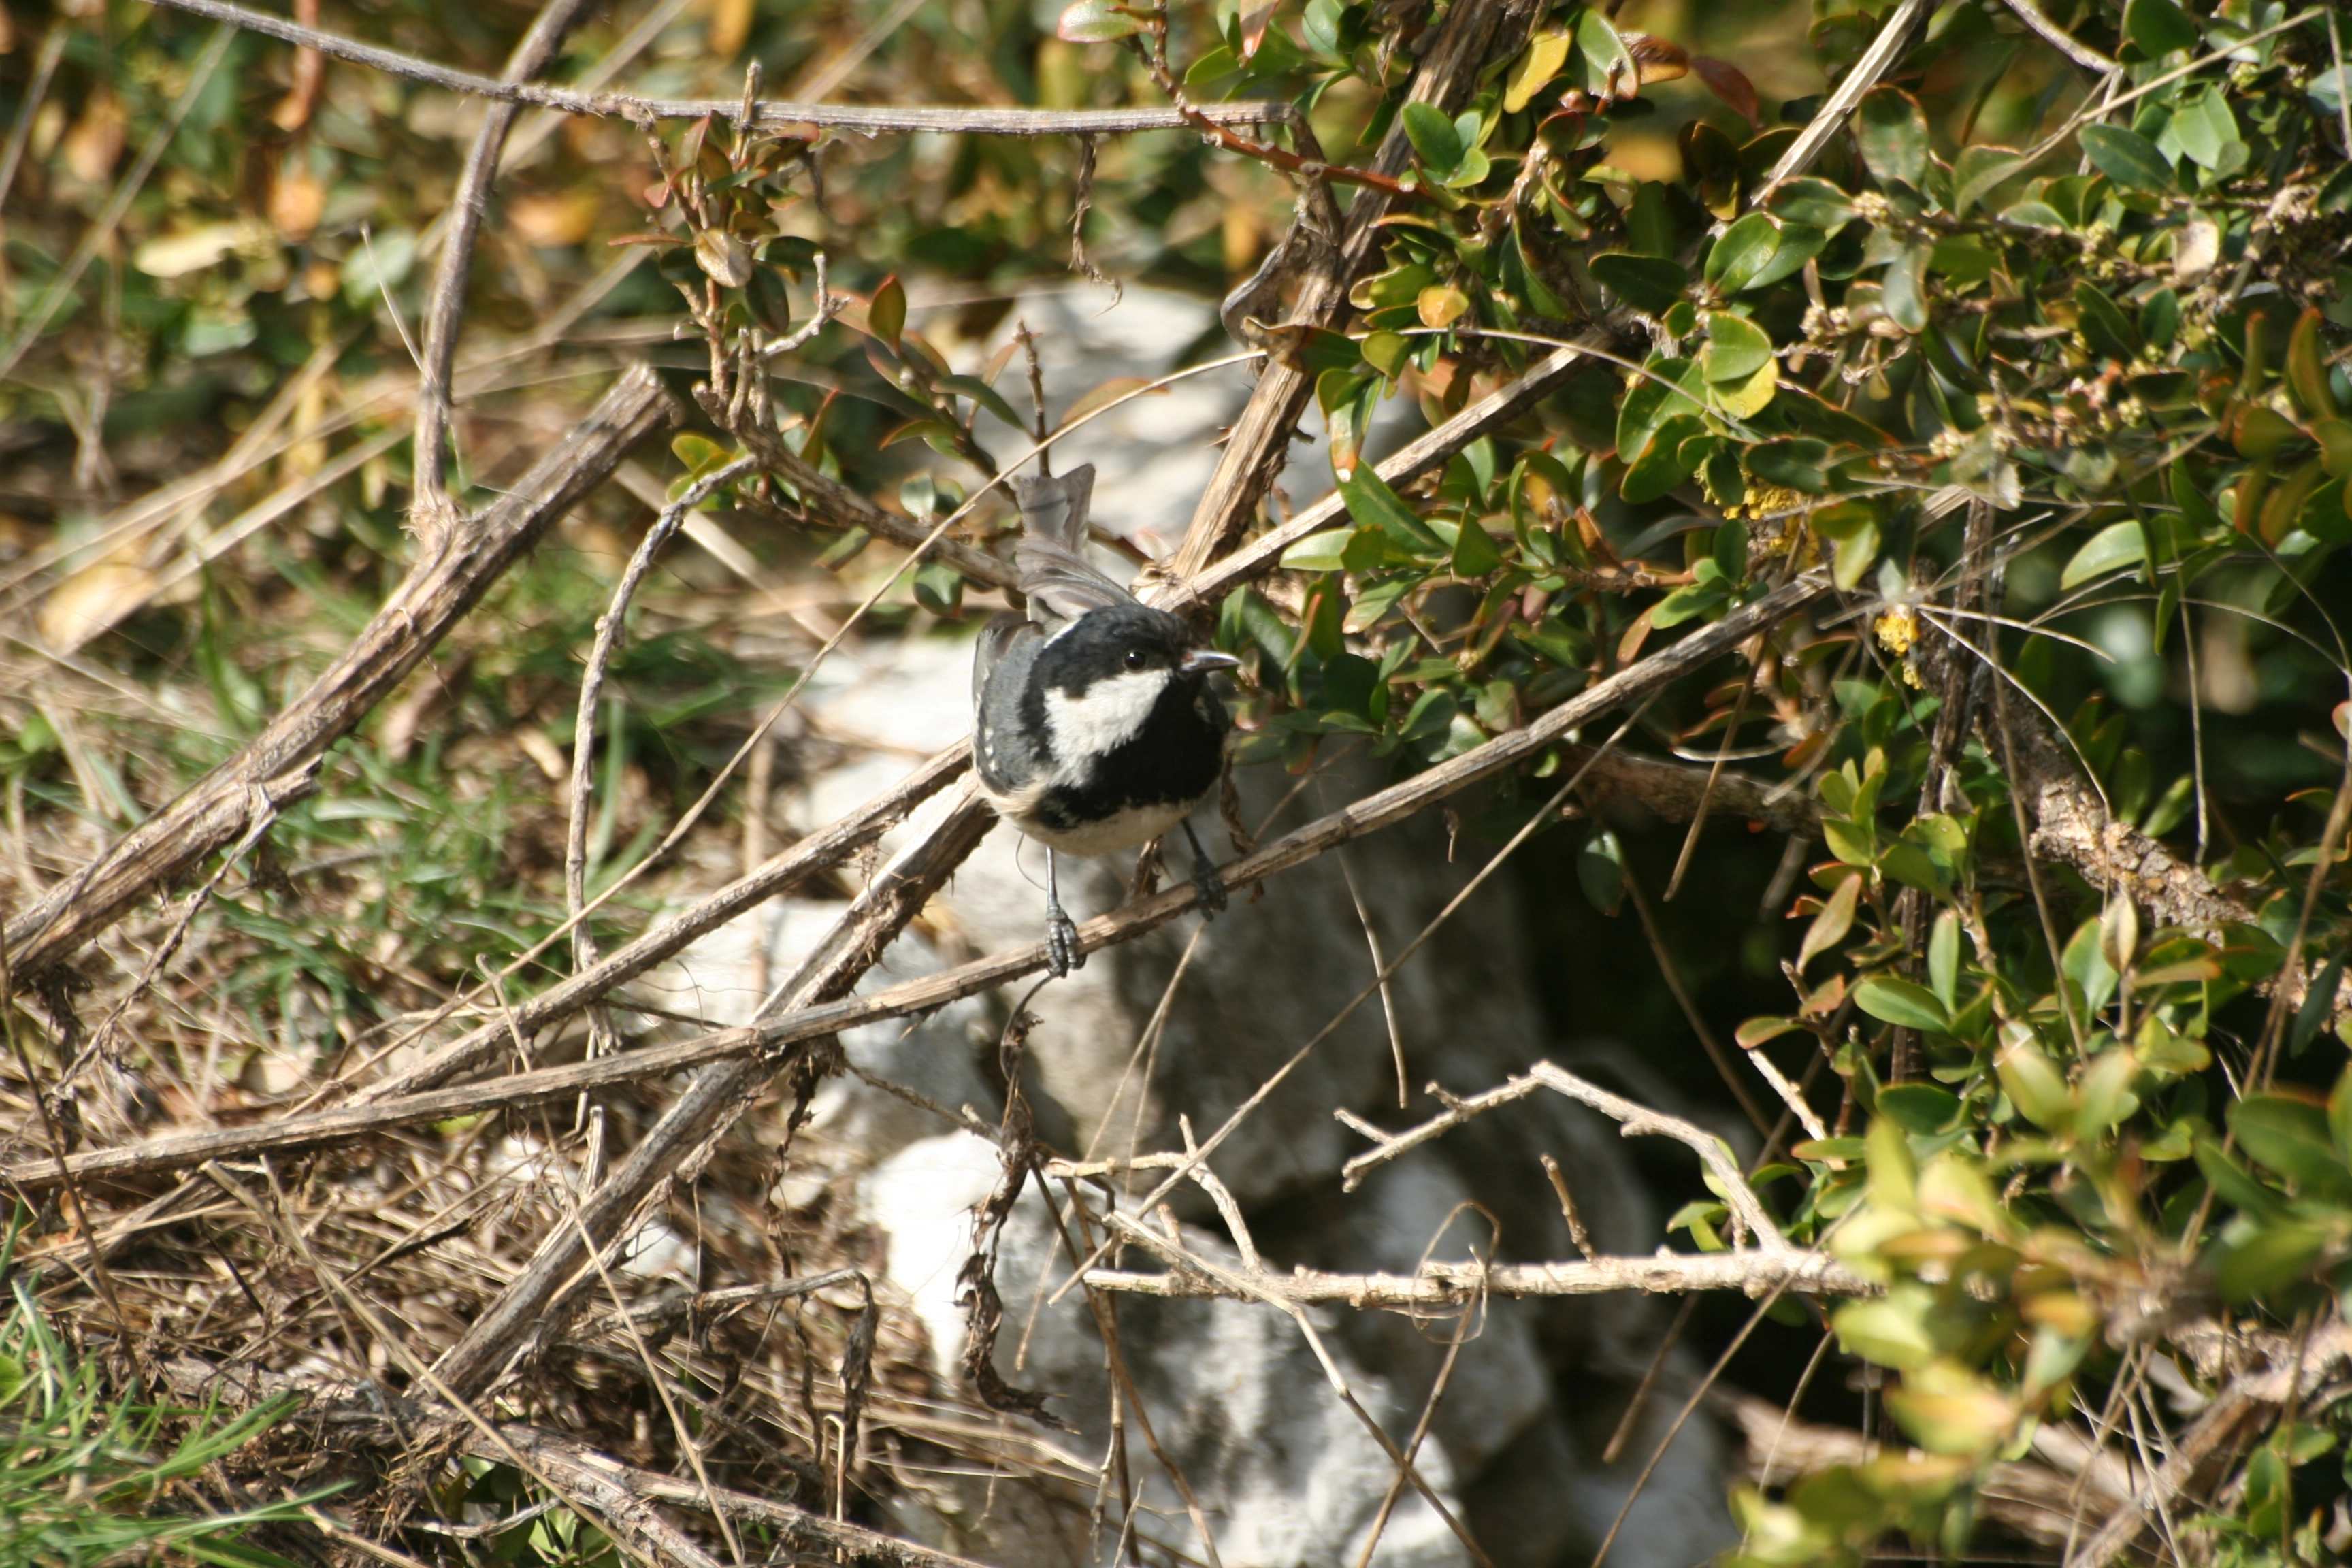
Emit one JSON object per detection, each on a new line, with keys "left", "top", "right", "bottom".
{"left": 138, "top": 0, "right": 1292, "bottom": 137}
{"left": 2070, "top": 1320, "right": 2352, "bottom": 1568}
{"left": 5, "top": 575, "right": 1827, "bottom": 1191}
{"left": 411, "top": 0, "right": 599, "bottom": 523}
{"left": 4, "top": 365, "right": 679, "bottom": 990}
{"left": 1341, "top": 1061, "right": 1783, "bottom": 1246}
{"left": 1755, "top": 0, "right": 1930, "bottom": 199}
{"left": 1081, "top": 1249, "right": 1872, "bottom": 1303}
{"left": 1996, "top": 0, "right": 2117, "bottom": 71}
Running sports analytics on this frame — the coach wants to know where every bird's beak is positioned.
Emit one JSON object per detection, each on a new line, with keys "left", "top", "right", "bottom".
{"left": 1182, "top": 648, "right": 1241, "bottom": 675}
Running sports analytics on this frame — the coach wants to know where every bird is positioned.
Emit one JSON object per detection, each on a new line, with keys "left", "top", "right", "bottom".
{"left": 971, "top": 463, "right": 1239, "bottom": 978}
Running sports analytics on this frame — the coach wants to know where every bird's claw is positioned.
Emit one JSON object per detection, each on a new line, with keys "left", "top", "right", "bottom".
{"left": 1045, "top": 898, "right": 1084, "bottom": 978}
{"left": 1193, "top": 860, "right": 1228, "bottom": 917}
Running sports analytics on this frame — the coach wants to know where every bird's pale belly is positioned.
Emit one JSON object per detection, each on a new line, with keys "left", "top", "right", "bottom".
{"left": 983, "top": 787, "right": 1204, "bottom": 858}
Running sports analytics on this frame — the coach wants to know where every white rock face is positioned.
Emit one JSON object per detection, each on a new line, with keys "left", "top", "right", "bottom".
{"left": 628, "top": 618, "right": 1744, "bottom": 1567}
{"left": 623, "top": 285, "right": 1743, "bottom": 1566}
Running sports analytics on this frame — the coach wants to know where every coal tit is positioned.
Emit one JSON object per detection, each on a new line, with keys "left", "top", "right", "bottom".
{"left": 972, "top": 465, "right": 1238, "bottom": 977}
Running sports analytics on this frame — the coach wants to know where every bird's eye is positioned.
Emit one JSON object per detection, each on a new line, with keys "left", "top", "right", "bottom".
{"left": 1124, "top": 648, "right": 1147, "bottom": 671}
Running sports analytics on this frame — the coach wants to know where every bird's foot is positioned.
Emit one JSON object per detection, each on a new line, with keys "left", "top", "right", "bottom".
{"left": 1045, "top": 898, "right": 1085, "bottom": 978}
{"left": 1192, "top": 860, "right": 1228, "bottom": 917}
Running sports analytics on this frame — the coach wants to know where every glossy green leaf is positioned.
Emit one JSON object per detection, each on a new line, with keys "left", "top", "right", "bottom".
{"left": 1579, "top": 828, "right": 1625, "bottom": 915}
{"left": 2230, "top": 1096, "right": 2352, "bottom": 1201}
{"left": 2079, "top": 125, "right": 2173, "bottom": 191}
{"left": 1702, "top": 312, "right": 1774, "bottom": 383}
{"left": 1855, "top": 976, "right": 1950, "bottom": 1034}
{"left": 1996, "top": 1037, "right": 2071, "bottom": 1130}
{"left": 1279, "top": 528, "right": 1356, "bottom": 571}
{"left": 1882, "top": 242, "right": 1930, "bottom": 332}
{"left": 1878, "top": 1083, "right": 1959, "bottom": 1134}
{"left": 2059, "top": 521, "right": 2150, "bottom": 589}
{"left": 1401, "top": 101, "right": 1464, "bottom": 176}
{"left": 1833, "top": 1290, "right": 1938, "bottom": 1371}
{"left": 1857, "top": 88, "right": 1929, "bottom": 188}
{"left": 1744, "top": 222, "right": 1828, "bottom": 292}
{"left": 1337, "top": 465, "right": 1447, "bottom": 553}
{"left": 1451, "top": 517, "right": 1503, "bottom": 576}
{"left": 1766, "top": 176, "right": 1856, "bottom": 228}
{"left": 2074, "top": 281, "right": 2143, "bottom": 363}
{"left": 1928, "top": 909, "right": 1961, "bottom": 1013}
{"left": 1799, "top": 874, "right": 1861, "bottom": 971}
{"left": 868, "top": 274, "right": 906, "bottom": 349}
{"left": 1705, "top": 213, "right": 1779, "bottom": 291}
{"left": 1621, "top": 413, "right": 1704, "bottom": 502}
{"left": 1949, "top": 145, "right": 2023, "bottom": 217}
{"left": 2123, "top": 0, "right": 2198, "bottom": 56}
{"left": 1588, "top": 252, "right": 1688, "bottom": 314}
{"left": 1058, "top": 0, "right": 1146, "bottom": 40}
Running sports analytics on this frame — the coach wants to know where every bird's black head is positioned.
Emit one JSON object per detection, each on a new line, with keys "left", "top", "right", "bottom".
{"left": 1027, "top": 602, "right": 1238, "bottom": 762}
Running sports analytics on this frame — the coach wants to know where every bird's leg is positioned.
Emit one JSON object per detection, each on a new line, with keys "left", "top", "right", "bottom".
{"left": 1181, "top": 819, "right": 1228, "bottom": 916}
{"left": 1045, "top": 847, "right": 1083, "bottom": 977}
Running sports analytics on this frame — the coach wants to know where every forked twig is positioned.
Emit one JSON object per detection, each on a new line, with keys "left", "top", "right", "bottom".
{"left": 1341, "top": 1061, "right": 1784, "bottom": 1248}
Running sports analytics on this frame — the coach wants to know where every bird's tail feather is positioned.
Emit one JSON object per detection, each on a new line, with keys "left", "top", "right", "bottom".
{"left": 1013, "top": 466, "right": 1095, "bottom": 551}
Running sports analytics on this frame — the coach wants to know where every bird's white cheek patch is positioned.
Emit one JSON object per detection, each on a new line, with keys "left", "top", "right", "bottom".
{"left": 1043, "top": 670, "right": 1171, "bottom": 763}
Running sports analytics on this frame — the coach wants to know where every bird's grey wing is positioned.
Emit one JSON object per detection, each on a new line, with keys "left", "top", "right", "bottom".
{"left": 973, "top": 611, "right": 1036, "bottom": 712}
{"left": 1013, "top": 463, "right": 1130, "bottom": 622}
{"left": 972, "top": 612, "right": 1045, "bottom": 796}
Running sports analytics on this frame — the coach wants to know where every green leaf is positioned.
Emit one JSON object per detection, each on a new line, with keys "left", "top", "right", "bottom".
{"left": 1855, "top": 976, "right": 1950, "bottom": 1034}
{"left": 912, "top": 559, "right": 964, "bottom": 615}
{"left": 1867, "top": 1114, "right": 1918, "bottom": 1213}
{"left": 1058, "top": 0, "right": 1147, "bottom": 40}
{"left": 1579, "top": 828, "right": 1625, "bottom": 915}
{"left": 2059, "top": 520, "right": 2150, "bottom": 589}
{"left": 1338, "top": 465, "right": 1447, "bottom": 553}
{"left": 1451, "top": 517, "right": 1503, "bottom": 576}
{"left": 1748, "top": 436, "right": 1832, "bottom": 494}
{"left": 2293, "top": 953, "right": 2347, "bottom": 1056}
{"left": 1622, "top": 414, "right": 1703, "bottom": 503}
{"left": 2123, "top": 0, "right": 2198, "bottom": 56}
{"left": 2195, "top": 1130, "right": 2289, "bottom": 1220}
{"left": 1832, "top": 1290, "right": 1938, "bottom": 1371}
{"left": 1800, "top": 874, "right": 1861, "bottom": 970}
{"left": 1401, "top": 101, "right": 1464, "bottom": 176}
{"left": 1765, "top": 176, "right": 1855, "bottom": 228}
{"left": 1503, "top": 24, "right": 1573, "bottom": 114}
{"left": 2215, "top": 1220, "right": 2331, "bottom": 1301}
{"left": 2078, "top": 125, "right": 2173, "bottom": 191}
{"left": 1650, "top": 576, "right": 1728, "bottom": 627}
{"left": 1704, "top": 213, "right": 1780, "bottom": 291}
{"left": 1279, "top": 528, "right": 1356, "bottom": 571}
{"left": 1928, "top": 909, "right": 1961, "bottom": 1013}
{"left": 2166, "top": 88, "right": 2236, "bottom": 170}
{"left": 1997, "top": 1036, "right": 2071, "bottom": 1130}
{"left": 1878, "top": 1083, "right": 1959, "bottom": 1134}
{"left": 2230, "top": 1095, "right": 2352, "bottom": 1202}
{"left": 1949, "top": 145, "right": 2023, "bottom": 217}
{"left": 1588, "top": 252, "right": 1688, "bottom": 315}
{"left": 1857, "top": 88, "right": 1929, "bottom": 188}
{"left": 936, "top": 373, "right": 1026, "bottom": 431}
{"left": 1615, "top": 357, "right": 1703, "bottom": 466}
{"left": 1881, "top": 242, "right": 1930, "bottom": 333}
{"left": 869, "top": 274, "right": 906, "bottom": 350}
{"left": 1702, "top": 312, "right": 1774, "bottom": 384}
{"left": 1571, "top": 7, "right": 1636, "bottom": 97}
{"left": 2073, "top": 281, "right": 2143, "bottom": 364}
{"left": 1744, "top": 223, "right": 1828, "bottom": 292}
